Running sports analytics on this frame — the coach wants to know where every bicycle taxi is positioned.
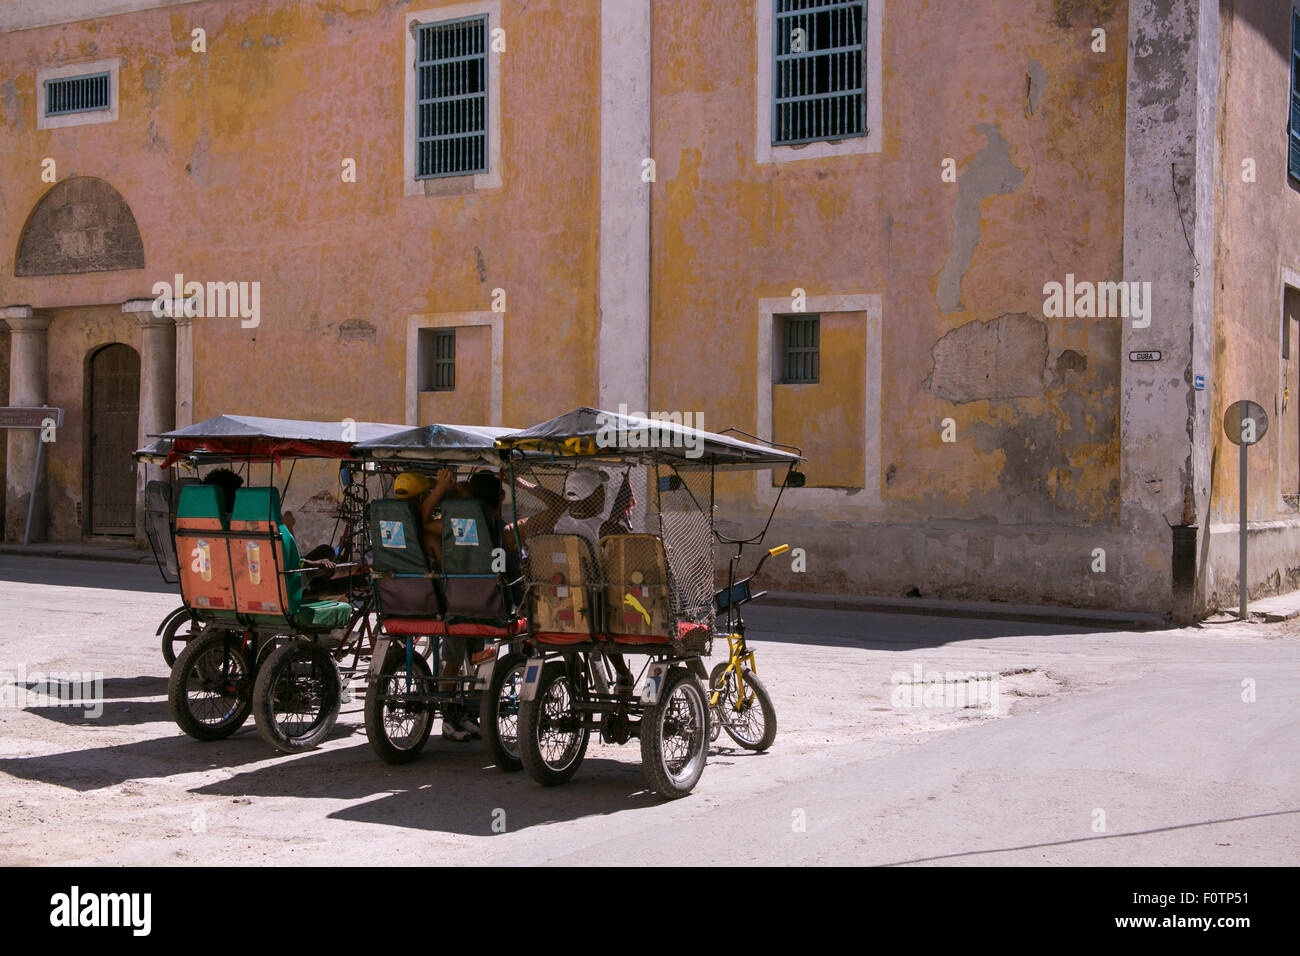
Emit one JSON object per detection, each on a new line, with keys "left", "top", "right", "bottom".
{"left": 349, "top": 423, "right": 532, "bottom": 770}
{"left": 496, "top": 407, "right": 804, "bottom": 799}
{"left": 136, "top": 414, "right": 406, "bottom": 753}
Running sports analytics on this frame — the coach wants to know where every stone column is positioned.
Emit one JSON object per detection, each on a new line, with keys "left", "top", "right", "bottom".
{"left": 174, "top": 311, "right": 194, "bottom": 428}
{"left": 2, "top": 307, "right": 52, "bottom": 543}
{"left": 124, "top": 299, "right": 177, "bottom": 542}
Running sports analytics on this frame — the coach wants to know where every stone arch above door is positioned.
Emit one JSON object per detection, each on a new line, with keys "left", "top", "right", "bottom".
{"left": 14, "top": 176, "right": 144, "bottom": 276}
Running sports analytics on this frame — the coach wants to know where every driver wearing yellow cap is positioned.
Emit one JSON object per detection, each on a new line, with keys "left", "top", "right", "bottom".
{"left": 394, "top": 467, "right": 458, "bottom": 564}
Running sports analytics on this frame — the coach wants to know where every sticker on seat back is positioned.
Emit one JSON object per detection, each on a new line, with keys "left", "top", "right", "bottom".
{"left": 379, "top": 521, "right": 406, "bottom": 549}
{"left": 451, "top": 518, "right": 479, "bottom": 546}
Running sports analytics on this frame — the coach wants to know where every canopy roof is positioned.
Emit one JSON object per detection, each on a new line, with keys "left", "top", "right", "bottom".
{"left": 136, "top": 414, "right": 408, "bottom": 466}
{"left": 498, "top": 407, "right": 803, "bottom": 468}
{"left": 351, "top": 423, "right": 514, "bottom": 465}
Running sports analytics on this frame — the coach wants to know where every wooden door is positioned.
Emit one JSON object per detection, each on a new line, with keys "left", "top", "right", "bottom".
{"left": 89, "top": 343, "right": 140, "bottom": 534}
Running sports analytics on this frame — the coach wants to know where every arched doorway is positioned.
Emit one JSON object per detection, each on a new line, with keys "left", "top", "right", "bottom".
{"left": 87, "top": 343, "right": 140, "bottom": 535}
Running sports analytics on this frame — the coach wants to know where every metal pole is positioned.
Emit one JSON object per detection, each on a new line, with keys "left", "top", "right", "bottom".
{"left": 23, "top": 430, "right": 44, "bottom": 547}
{"left": 1239, "top": 441, "right": 1248, "bottom": 621}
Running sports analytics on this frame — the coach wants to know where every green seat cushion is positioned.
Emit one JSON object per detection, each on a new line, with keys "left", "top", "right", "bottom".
{"left": 293, "top": 600, "right": 352, "bottom": 629}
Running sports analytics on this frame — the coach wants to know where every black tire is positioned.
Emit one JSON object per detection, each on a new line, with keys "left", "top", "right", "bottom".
{"left": 252, "top": 640, "right": 342, "bottom": 754}
{"left": 364, "top": 643, "right": 434, "bottom": 764}
{"left": 160, "top": 607, "right": 196, "bottom": 667}
{"left": 641, "top": 668, "right": 708, "bottom": 799}
{"left": 518, "top": 660, "right": 590, "bottom": 786}
{"left": 709, "top": 661, "right": 777, "bottom": 752}
{"left": 168, "top": 627, "right": 254, "bottom": 741}
{"left": 480, "top": 651, "right": 527, "bottom": 772}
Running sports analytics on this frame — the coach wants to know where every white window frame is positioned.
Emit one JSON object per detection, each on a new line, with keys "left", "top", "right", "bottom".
{"left": 406, "top": 311, "right": 503, "bottom": 425}
{"left": 404, "top": 1, "right": 502, "bottom": 195}
{"left": 37, "top": 58, "right": 120, "bottom": 131}
{"left": 756, "top": 293, "right": 882, "bottom": 507}
{"left": 755, "top": 0, "right": 882, "bottom": 164}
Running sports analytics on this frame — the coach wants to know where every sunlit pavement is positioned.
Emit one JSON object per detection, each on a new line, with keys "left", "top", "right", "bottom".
{"left": 0, "top": 556, "right": 1295, "bottom": 865}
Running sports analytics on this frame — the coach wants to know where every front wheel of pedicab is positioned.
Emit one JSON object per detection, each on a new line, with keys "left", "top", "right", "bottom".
{"left": 252, "top": 639, "right": 342, "bottom": 754}
{"left": 480, "top": 651, "right": 528, "bottom": 772}
{"left": 641, "top": 668, "right": 708, "bottom": 799}
{"left": 518, "top": 661, "right": 589, "bottom": 786}
{"left": 363, "top": 643, "right": 434, "bottom": 764}
{"left": 168, "top": 627, "right": 254, "bottom": 741}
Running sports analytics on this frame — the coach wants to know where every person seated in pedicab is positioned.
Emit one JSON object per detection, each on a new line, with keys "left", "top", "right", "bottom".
{"left": 508, "top": 467, "right": 640, "bottom": 696}
{"left": 281, "top": 511, "right": 346, "bottom": 598}
{"left": 201, "top": 467, "right": 244, "bottom": 520}
{"left": 392, "top": 468, "right": 460, "bottom": 565}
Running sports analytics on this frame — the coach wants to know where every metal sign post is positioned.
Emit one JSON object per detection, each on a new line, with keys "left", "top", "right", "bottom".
{"left": 1224, "top": 400, "right": 1268, "bottom": 620}
{"left": 0, "top": 406, "right": 65, "bottom": 546}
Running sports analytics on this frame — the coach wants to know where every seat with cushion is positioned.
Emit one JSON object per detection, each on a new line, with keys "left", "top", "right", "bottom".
{"left": 174, "top": 484, "right": 238, "bottom": 618}
{"left": 369, "top": 497, "right": 443, "bottom": 618}
{"left": 599, "top": 533, "right": 675, "bottom": 645}
{"left": 526, "top": 533, "right": 604, "bottom": 645}
{"left": 229, "top": 487, "right": 351, "bottom": 630}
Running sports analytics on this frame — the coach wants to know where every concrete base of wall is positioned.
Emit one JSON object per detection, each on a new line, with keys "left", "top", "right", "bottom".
{"left": 720, "top": 513, "right": 1175, "bottom": 617}
{"left": 1201, "top": 519, "right": 1300, "bottom": 613}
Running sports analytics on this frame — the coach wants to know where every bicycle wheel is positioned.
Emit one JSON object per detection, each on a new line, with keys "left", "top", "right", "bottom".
{"left": 364, "top": 643, "right": 434, "bottom": 764}
{"left": 253, "top": 640, "right": 342, "bottom": 754}
{"left": 641, "top": 667, "right": 708, "bottom": 799}
{"left": 480, "top": 651, "right": 527, "bottom": 772}
{"left": 709, "top": 661, "right": 777, "bottom": 752}
{"left": 160, "top": 607, "right": 196, "bottom": 667}
{"left": 518, "top": 661, "right": 589, "bottom": 786}
{"left": 168, "top": 627, "right": 254, "bottom": 741}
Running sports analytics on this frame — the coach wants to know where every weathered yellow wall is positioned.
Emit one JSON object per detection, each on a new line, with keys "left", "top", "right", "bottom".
{"left": 0, "top": 0, "right": 602, "bottom": 539}
{"left": 650, "top": 0, "right": 1128, "bottom": 541}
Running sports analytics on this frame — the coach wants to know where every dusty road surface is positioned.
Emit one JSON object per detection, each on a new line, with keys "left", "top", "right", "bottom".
{"left": 0, "top": 555, "right": 1296, "bottom": 865}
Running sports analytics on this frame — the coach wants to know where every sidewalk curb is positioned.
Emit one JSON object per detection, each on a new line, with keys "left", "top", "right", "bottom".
{"left": 0, "top": 545, "right": 155, "bottom": 565}
{"left": 762, "top": 590, "right": 1169, "bottom": 629}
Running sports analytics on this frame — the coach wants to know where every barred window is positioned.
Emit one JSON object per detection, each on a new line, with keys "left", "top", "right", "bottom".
{"left": 419, "top": 328, "right": 456, "bottom": 391}
{"left": 1290, "top": 12, "right": 1300, "bottom": 182}
{"left": 416, "top": 15, "right": 488, "bottom": 179}
{"left": 45, "top": 72, "right": 110, "bottom": 116}
{"left": 773, "top": 0, "right": 866, "bottom": 147}
{"left": 780, "top": 316, "right": 820, "bottom": 383}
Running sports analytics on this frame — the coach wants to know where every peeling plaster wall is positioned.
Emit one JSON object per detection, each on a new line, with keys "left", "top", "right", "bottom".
{"left": 651, "top": 0, "right": 1136, "bottom": 610}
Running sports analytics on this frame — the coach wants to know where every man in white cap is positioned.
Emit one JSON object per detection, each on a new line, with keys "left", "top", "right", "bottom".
{"left": 508, "top": 466, "right": 639, "bottom": 694}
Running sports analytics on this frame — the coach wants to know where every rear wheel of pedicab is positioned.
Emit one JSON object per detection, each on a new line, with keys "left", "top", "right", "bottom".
{"left": 168, "top": 627, "right": 254, "bottom": 741}
{"left": 364, "top": 643, "right": 434, "bottom": 764}
{"left": 480, "top": 651, "right": 527, "bottom": 772}
{"left": 708, "top": 662, "right": 777, "bottom": 752}
{"left": 253, "top": 640, "right": 342, "bottom": 754}
{"left": 641, "top": 667, "right": 708, "bottom": 799}
{"left": 160, "top": 607, "right": 197, "bottom": 667}
{"left": 518, "top": 661, "right": 589, "bottom": 786}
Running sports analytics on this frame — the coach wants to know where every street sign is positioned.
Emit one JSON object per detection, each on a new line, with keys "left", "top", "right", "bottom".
{"left": 1194, "top": 373, "right": 1206, "bottom": 390}
{"left": 0, "top": 406, "right": 62, "bottom": 429}
{"left": 1223, "top": 399, "right": 1269, "bottom": 620}
{"left": 1129, "top": 350, "right": 1162, "bottom": 362}
{"left": 1224, "top": 400, "right": 1268, "bottom": 446}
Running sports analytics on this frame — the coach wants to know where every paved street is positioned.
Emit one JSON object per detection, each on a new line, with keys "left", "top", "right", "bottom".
{"left": 0, "top": 556, "right": 1296, "bottom": 865}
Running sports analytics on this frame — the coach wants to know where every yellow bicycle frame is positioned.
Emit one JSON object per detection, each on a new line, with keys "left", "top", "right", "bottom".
{"left": 709, "top": 633, "right": 758, "bottom": 709}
